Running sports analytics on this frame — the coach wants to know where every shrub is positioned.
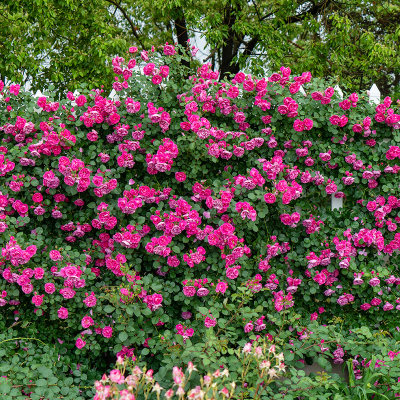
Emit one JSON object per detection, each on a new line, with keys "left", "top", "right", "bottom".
{"left": 0, "top": 42, "right": 400, "bottom": 398}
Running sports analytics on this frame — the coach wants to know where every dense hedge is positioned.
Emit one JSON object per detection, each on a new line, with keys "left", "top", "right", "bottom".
{"left": 1, "top": 43, "right": 400, "bottom": 399}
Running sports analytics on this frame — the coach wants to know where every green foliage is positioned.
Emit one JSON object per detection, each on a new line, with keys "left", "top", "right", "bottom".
{"left": 1, "top": 1, "right": 399, "bottom": 96}
{"left": 272, "top": 321, "right": 400, "bottom": 399}
{"left": 0, "top": 0, "right": 128, "bottom": 95}
{"left": 94, "top": 337, "right": 286, "bottom": 399}
{"left": 0, "top": 327, "right": 95, "bottom": 399}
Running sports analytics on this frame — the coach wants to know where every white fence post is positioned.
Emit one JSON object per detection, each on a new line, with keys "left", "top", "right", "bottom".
{"left": 334, "top": 84, "right": 343, "bottom": 100}
{"left": 33, "top": 90, "right": 44, "bottom": 114}
{"left": 331, "top": 196, "right": 343, "bottom": 211}
{"left": 331, "top": 85, "right": 344, "bottom": 211}
{"left": 109, "top": 89, "right": 119, "bottom": 102}
{"left": 369, "top": 84, "right": 380, "bottom": 105}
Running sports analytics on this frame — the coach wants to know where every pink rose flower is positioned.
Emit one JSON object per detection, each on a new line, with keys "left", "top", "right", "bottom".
{"left": 152, "top": 75, "right": 162, "bottom": 85}
{"left": 32, "top": 193, "right": 43, "bottom": 203}
{"left": 81, "top": 315, "right": 94, "bottom": 328}
{"left": 102, "top": 326, "right": 113, "bottom": 338}
{"left": 293, "top": 119, "right": 304, "bottom": 132}
{"left": 244, "top": 322, "right": 254, "bottom": 332}
{"left": 175, "top": 172, "right": 186, "bottom": 182}
{"left": 215, "top": 281, "right": 228, "bottom": 294}
{"left": 264, "top": 193, "right": 276, "bottom": 204}
{"left": 58, "top": 307, "right": 68, "bottom": 319}
{"left": 75, "top": 338, "right": 86, "bottom": 349}
{"left": 183, "top": 286, "right": 196, "bottom": 297}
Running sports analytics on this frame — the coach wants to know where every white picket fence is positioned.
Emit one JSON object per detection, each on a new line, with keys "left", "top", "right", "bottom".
{"left": 34, "top": 84, "right": 383, "bottom": 213}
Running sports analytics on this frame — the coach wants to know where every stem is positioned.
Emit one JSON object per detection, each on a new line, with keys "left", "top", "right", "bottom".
{"left": 241, "top": 357, "right": 252, "bottom": 383}
{"left": 215, "top": 300, "right": 245, "bottom": 337}
{"left": 254, "top": 370, "right": 264, "bottom": 399}
{"left": 201, "top": 300, "right": 245, "bottom": 355}
{"left": 0, "top": 337, "right": 47, "bottom": 346}
{"left": 256, "top": 377, "right": 269, "bottom": 398}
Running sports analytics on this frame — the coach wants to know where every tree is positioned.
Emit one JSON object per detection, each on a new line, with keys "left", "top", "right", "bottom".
{"left": 1, "top": 0, "right": 399, "bottom": 96}
{"left": 0, "top": 0, "right": 128, "bottom": 94}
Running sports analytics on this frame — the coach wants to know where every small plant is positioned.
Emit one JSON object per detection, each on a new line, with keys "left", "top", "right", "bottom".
{"left": 93, "top": 339, "right": 285, "bottom": 399}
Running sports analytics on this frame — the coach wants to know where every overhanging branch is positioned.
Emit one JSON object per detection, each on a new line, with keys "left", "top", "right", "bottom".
{"left": 103, "top": 0, "right": 145, "bottom": 50}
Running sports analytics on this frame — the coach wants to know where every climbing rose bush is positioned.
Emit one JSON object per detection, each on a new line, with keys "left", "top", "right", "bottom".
{"left": 1, "top": 42, "right": 400, "bottom": 398}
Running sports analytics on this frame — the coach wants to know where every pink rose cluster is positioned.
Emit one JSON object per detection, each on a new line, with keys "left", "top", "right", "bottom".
{"left": 58, "top": 156, "right": 91, "bottom": 192}
{"left": 280, "top": 212, "right": 301, "bottom": 228}
{"left": 145, "top": 235, "right": 172, "bottom": 258}
{"left": 293, "top": 118, "right": 314, "bottom": 132}
{"left": 258, "top": 238, "right": 291, "bottom": 273}
{"left": 235, "top": 201, "right": 257, "bottom": 221}
{"left": 273, "top": 290, "right": 294, "bottom": 312}
{"left": 302, "top": 214, "right": 324, "bottom": 234}
{"left": 147, "top": 102, "right": 171, "bottom": 132}
{"left": 146, "top": 138, "right": 178, "bottom": 174}
{"left": 183, "top": 246, "right": 206, "bottom": 268}
{"left": 92, "top": 174, "right": 118, "bottom": 198}
{"left": 113, "top": 224, "right": 148, "bottom": 249}
{"left": 151, "top": 198, "right": 201, "bottom": 238}
{"left": 277, "top": 96, "right": 299, "bottom": 118}
{"left": 143, "top": 62, "right": 170, "bottom": 86}
{"left": 182, "top": 278, "right": 211, "bottom": 297}
{"left": 0, "top": 153, "right": 16, "bottom": 177}
{"left": 374, "top": 97, "right": 400, "bottom": 125}
{"left": 311, "top": 86, "right": 335, "bottom": 104}
{"left": 143, "top": 293, "right": 163, "bottom": 311}
{"left": 1, "top": 236, "right": 36, "bottom": 267}
{"left": 175, "top": 324, "right": 194, "bottom": 343}
{"left": 2, "top": 41, "right": 400, "bottom": 373}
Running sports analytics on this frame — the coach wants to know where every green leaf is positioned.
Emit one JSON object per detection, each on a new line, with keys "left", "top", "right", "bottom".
{"left": 0, "top": 382, "right": 11, "bottom": 394}
{"left": 36, "top": 379, "right": 47, "bottom": 387}
{"left": 104, "top": 305, "right": 115, "bottom": 313}
{"left": 37, "top": 366, "right": 52, "bottom": 378}
{"left": 119, "top": 332, "right": 128, "bottom": 342}
{"left": 198, "top": 307, "right": 209, "bottom": 315}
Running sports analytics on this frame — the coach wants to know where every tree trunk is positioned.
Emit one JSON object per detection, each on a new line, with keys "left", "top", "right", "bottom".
{"left": 218, "top": 3, "right": 259, "bottom": 80}
{"left": 220, "top": 36, "right": 259, "bottom": 80}
{"left": 219, "top": 3, "right": 237, "bottom": 79}
{"left": 174, "top": 9, "right": 190, "bottom": 69}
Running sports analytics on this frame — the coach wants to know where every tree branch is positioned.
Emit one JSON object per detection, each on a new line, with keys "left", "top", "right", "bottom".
{"left": 243, "top": 36, "right": 259, "bottom": 56}
{"left": 103, "top": 0, "right": 144, "bottom": 49}
{"left": 204, "top": 47, "right": 219, "bottom": 62}
{"left": 288, "top": 39, "right": 305, "bottom": 50}
{"left": 286, "top": 0, "right": 333, "bottom": 24}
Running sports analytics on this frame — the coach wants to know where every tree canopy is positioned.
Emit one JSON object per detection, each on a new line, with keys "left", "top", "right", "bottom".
{"left": 1, "top": 0, "right": 399, "bottom": 96}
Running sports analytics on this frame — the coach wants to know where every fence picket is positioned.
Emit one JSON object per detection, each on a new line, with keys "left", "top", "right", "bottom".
{"left": 334, "top": 85, "right": 343, "bottom": 100}
{"left": 33, "top": 90, "right": 43, "bottom": 113}
{"left": 330, "top": 85, "right": 344, "bottom": 210}
{"left": 331, "top": 195, "right": 343, "bottom": 211}
{"left": 369, "top": 84, "right": 380, "bottom": 105}
{"left": 109, "top": 89, "right": 120, "bottom": 101}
